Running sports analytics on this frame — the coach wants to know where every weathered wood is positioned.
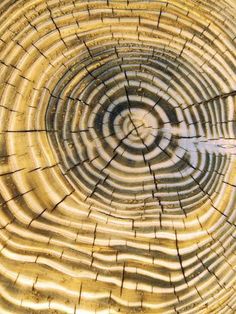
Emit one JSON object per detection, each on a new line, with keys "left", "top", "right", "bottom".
{"left": 0, "top": 0, "right": 235, "bottom": 313}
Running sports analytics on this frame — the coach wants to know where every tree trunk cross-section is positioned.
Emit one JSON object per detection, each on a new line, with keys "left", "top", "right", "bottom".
{"left": 0, "top": 0, "right": 235, "bottom": 313}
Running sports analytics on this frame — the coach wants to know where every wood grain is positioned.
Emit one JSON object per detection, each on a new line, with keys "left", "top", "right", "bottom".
{"left": 0, "top": 0, "right": 235, "bottom": 313}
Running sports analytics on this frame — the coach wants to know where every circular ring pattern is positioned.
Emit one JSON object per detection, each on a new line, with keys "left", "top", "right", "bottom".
{"left": 0, "top": 0, "right": 236, "bottom": 313}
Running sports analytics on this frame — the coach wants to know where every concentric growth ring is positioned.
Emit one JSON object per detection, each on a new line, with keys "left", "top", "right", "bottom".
{"left": 0, "top": 0, "right": 236, "bottom": 313}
